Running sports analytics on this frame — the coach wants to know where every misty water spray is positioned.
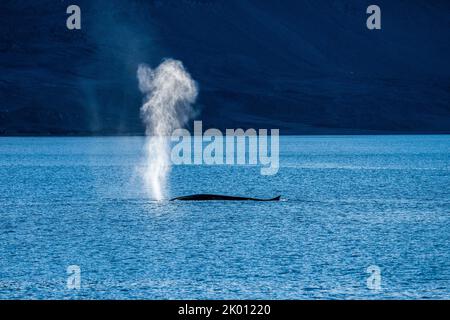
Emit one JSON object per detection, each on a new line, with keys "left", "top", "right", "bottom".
{"left": 137, "top": 59, "right": 198, "bottom": 201}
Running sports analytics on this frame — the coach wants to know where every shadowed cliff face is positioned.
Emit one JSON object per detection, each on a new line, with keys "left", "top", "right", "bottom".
{"left": 0, "top": 0, "right": 449, "bottom": 135}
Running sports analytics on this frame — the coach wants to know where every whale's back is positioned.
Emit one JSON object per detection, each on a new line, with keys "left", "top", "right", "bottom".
{"left": 170, "top": 194, "right": 281, "bottom": 201}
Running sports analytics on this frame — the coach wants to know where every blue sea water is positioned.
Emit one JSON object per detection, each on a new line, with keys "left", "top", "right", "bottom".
{"left": 0, "top": 135, "right": 449, "bottom": 299}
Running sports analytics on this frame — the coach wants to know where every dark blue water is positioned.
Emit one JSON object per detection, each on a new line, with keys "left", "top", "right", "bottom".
{"left": 0, "top": 135, "right": 449, "bottom": 299}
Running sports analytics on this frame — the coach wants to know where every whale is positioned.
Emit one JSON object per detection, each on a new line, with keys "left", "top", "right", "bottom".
{"left": 170, "top": 194, "right": 281, "bottom": 201}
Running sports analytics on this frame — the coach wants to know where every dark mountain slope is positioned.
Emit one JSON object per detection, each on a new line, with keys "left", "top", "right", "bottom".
{"left": 0, "top": 0, "right": 449, "bottom": 135}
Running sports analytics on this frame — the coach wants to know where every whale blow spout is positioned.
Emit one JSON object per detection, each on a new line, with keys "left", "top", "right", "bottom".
{"left": 170, "top": 194, "right": 281, "bottom": 201}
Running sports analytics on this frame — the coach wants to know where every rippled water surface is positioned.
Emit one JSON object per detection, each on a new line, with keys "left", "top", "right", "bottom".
{"left": 0, "top": 135, "right": 449, "bottom": 299}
